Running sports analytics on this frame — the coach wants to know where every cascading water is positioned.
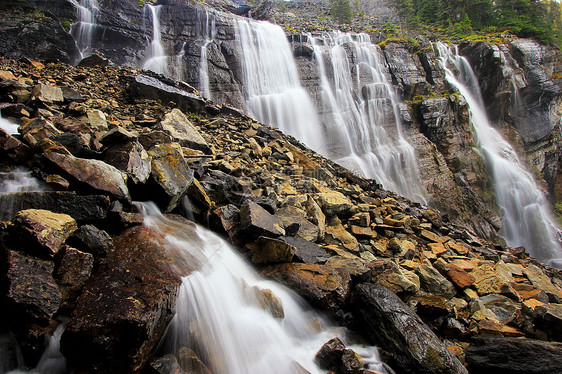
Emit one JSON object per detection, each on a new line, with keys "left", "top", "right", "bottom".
{"left": 0, "top": 117, "right": 19, "bottom": 135}
{"left": 197, "top": 9, "right": 217, "bottom": 99}
{"left": 69, "top": 0, "right": 100, "bottom": 61}
{"left": 143, "top": 5, "right": 169, "bottom": 76}
{"left": 233, "top": 18, "right": 323, "bottom": 152}
{"left": 308, "top": 32, "right": 425, "bottom": 202}
{"left": 139, "top": 203, "right": 388, "bottom": 374}
{"left": 233, "top": 21, "right": 424, "bottom": 202}
{"left": 436, "top": 42, "right": 562, "bottom": 268}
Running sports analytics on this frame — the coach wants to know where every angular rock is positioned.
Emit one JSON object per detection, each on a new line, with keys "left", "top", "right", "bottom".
{"left": 130, "top": 74, "right": 206, "bottom": 114}
{"left": 151, "top": 354, "right": 187, "bottom": 374}
{"left": 31, "top": 83, "right": 63, "bottom": 103}
{"left": 352, "top": 284, "right": 468, "bottom": 374}
{"left": 60, "top": 219, "right": 192, "bottom": 372}
{"left": 523, "top": 265, "right": 562, "bottom": 300}
{"left": 19, "top": 118, "right": 62, "bottom": 147}
{"left": 148, "top": 143, "right": 194, "bottom": 212}
{"left": 0, "top": 128, "right": 30, "bottom": 162}
{"left": 251, "top": 236, "right": 295, "bottom": 264}
{"left": 367, "top": 260, "right": 419, "bottom": 294}
{"left": 3, "top": 249, "right": 61, "bottom": 324}
{"left": 44, "top": 152, "right": 130, "bottom": 201}
{"left": 177, "top": 347, "right": 212, "bottom": 374}
{"left": 54, "top": 246, "right": 94, "bottom": 309}
{"left": 325, "top": 255, "right": 369, "bottom": 277}
{"left": 534, "top": 303, "right": 562, "bottom": 341}
{"left": 261, "top": 263, "right": 351, "bottom": 313}
{"left": 159, "top": 109, "right": 209, "bottom": 152}
{"left": 275, "top": 206, "right": 320, "bottom": 242}
{"left": 465, "top": 336, "right": 562, "bottom": 374}
{"left": 325, "top": 216, "right": 359, "bottom": 252}
{"left": 251, "top": 286, "right": 285, "bottom": 319}
{"left": 78, "top": 54, "right": 110, "bottom": 68}
{"left": 100, "top": 126, "right": 136, "bottom": 146}
{"left": 240, "top": 200, "right": 285, "bottom": 240}
{"left": 0, "top": 191, "right": 110, "bottom": 222}
{"left": 317, "top": 191, "right": 352, "bottom": 216}
{"left": 71, "top": 224, "right": 113, "bottom": 258}
{"left": 86, "top": 109, "right": 108, "bottom": 131}
{"left": 415, "top": 261, "right": 457, "bottom": 299}
{"left": 279, "top": 236, "right": 329, "bottom": 264}
{"left": 471, "top": 263, "right": 511, "bottom": 296}
{"left": 8, "top": 209, "right": 77, "bottom": 258}
{"left": 314, "top": 337, "right": 362, "bottom": 373}
{"left": 104, "top": 141, "right": 151, "bottom": 184}
{"left": 444, "top": 263, "right": 475, "bottom": 289}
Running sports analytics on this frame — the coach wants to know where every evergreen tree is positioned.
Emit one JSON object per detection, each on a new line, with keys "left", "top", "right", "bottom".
{"left": 330, "top": 0, "right": 353, "bottom": 24}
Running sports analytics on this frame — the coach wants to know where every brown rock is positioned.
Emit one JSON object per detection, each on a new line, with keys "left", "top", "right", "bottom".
{"left": 54, "top": 246, "right": 94, "bottom": 309}
{"left": 4, "top": 249, "right": 61, "bottom": 324}
{"left": 445, "top": 263, "right": 475, "bottom": 289}
{"left": 251, "top": 236, "right": 295, "bottom": 264}
{"left": 44, "top": 151, "right": 130, "bottom": 201}
{"left": 8, "top": 209, "right": 77, "bottom": 258}
{"left": 240, "top": 200, "right": 285, "bottom": 239}
{"left": 261, "top": 263, "right": 351, "bottom": 313}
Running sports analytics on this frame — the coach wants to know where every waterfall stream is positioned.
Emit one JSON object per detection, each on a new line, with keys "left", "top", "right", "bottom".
{"left": 139, "top": 203, "right": 388, "bottom": 374}
{"left": 307, "top": 32, "right": 425, "bottom": 202}
{"left": 0, "top": 117, "right": 19, "bottom": 135}
{"left": 197, "top": 9, "right": 217, "bottom": 100}
{"left": 69, "top": 0, "right": 100, "bottom": 61}
{"left": 143, "top": 5, "right": 169, "bottom": 76}
{"left": 436, "top": 42, "right": 562, "bottom": 268}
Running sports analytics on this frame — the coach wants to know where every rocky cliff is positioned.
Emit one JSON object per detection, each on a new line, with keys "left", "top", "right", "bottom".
{"left": 3, "top": 0, "right": 557, "bottom": 243}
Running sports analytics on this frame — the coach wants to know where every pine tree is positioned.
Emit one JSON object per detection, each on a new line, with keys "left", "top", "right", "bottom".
{"left": 330, "top": 0, "right": 353, "bottom": 24}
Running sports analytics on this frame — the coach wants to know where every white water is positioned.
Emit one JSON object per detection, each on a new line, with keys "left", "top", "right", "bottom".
{"left": 308, "top": 32, "right": 425, "bottom": 202}
{"left": 436, "top": 42, "right": 562, "bottom": 268}
{"left": 143, "top": 5, "right": 169, "bottom": 76}
{"left": 0, "top": 117, "right": 19, "bottom": 135}
{"left": 69, "top": 0, "right": 100, "bottom": 61}
{"left": 197, "top": 9, "right": 217, "bottom": 99}
{"left": 139, "top": 203, "right": 388, "bottom": 374}
{"left": 233, "top": 18, "right": 323, "bottom": 151}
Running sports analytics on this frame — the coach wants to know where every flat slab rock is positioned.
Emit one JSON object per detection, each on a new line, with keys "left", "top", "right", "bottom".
{"left": 465, "top": 336, "right": 562, "bottom": 374}
{"left": 60, "top": 217, "right": 200, "bottom": 373}
{"left": 352, "top": 283, "right": 467, "bottom": 374}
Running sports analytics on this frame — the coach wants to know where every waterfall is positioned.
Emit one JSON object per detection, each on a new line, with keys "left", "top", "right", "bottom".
{"left": 308, "top": 32, "right": 425, "bottom": 202}
{"left": 0, "top": 117, "right": 19, "bottom": 135}
{"left": 197, "top": 9, "right": 217, "bottom": 99}
{"left": 138, "top": 203, "right": 388, "bottom": 374}
{"left": 69, "top": 0, "right": 100, "bottom": 61}
{"left": 143, "top": 5, "right": 169, "bottom": 76}
{"left": 436, "top": 42, "right": 562, "bottom": 268}
{"left": 233, "top": 18, "right": 324, "bottom": 152}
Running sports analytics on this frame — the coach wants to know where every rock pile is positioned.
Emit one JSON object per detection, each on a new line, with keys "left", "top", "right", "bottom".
{"left": 1, "top": 57, "right": 561, "bottom": 373}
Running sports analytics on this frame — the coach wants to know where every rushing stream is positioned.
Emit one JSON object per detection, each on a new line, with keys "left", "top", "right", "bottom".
{"left": 139, "top": 202, "right": 388, "bottom": 374}
{"left": 436, "top": 42, "right": 562, "bottom": 268}
{"left": 69, "top": 0, "right": 100, "bottom": 61}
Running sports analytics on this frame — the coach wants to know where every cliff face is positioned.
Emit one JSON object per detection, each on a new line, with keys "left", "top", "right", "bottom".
{"left": 1, "top": 0, "right": 561, "bottom": 242}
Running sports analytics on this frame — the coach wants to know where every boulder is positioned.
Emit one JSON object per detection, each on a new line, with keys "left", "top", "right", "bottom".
{"left": 54, "top": 246, "right": 94, "bottom": 309}
{"left": 60, "top": 220, "right": 190, "bottom": 373}
{"left": 314, "top": 337, "right": 362, "bottom": 374}
{"left": 71, "top": 224, "right": 113, "bottom": 258}
{"left": 261, "top": 263, "right": 351, "bottom": 313}
{"left": 7, "top": 209, "right": 77, "bottom": 259}
{"left": 534, "top": 303, "right": 562, "bottom": 341}
{"left": 86, "top": 109, "right": 108, "bottom": 131}
{"left": 317, "top": 191, "right": 352, "bottom": 216}
{"left": 352, "top": 284, "right": 468, "bottom": 374}
{"left": 130, "top": 74, "right": 206, "bottom": 114}
{"left": 415, "top": 261, "right": 457, "bottom": 299}
{"left": 19, "top": 118, "right": 62, "bottom": 147}
{"left": 147, "top": 143, "right": 194, "bottom": 212}
{"left": 31, "top": 83, "right": 64, "bottom": 103}
{"left": 3, "top": 249, "right": 61, "bottom": 325}
{"left": 279, "top": 236, "right": 329, "bottom": 264}
{"left": 44, "top": 152, "right": 130, "bottom": 201}
{"left": 0, "top": 191, "right": 110, "bottom": 222}
{"left": 240, "top": 200, "right": 285, "bottom": 240}
{"left": 104, "top": 141, "right": 152, "bottom": 184}
{"left": 159, "top": 109, "right": 209, "bottom": 152}
{"left": 251, "top": 236, "right": 295, "bottom": 264}
{"left": 465, "top": 336, "right": 562, "bottom": 374}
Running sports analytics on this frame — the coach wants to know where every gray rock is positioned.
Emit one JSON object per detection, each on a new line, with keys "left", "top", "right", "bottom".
{"left": 159, "top": 109, "right": 209, "bottom": 152}
{"left": 104, "top": 141, "right": 152, "bottom": 184}
{"left": 415, "top": 260, "right": 457, "bottom": 299}
{"left": 465, "top": 336, "right": 562, "bottom": 374}
{"left": 352, "top": 284, "right": 468, "bottom": 374}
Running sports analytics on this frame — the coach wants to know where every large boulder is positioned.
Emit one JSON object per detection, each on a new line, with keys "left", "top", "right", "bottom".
{"left": 2, "top": 249, "right": 61, "bottom": 325}
{"left": 465, "top": 336, "right": 562, "bottom": 374}
{"left": 147, "top": 143, "right": 194, "bottom": 212}
{"left": 352, "top": 284, "right": 468, "bottom": 374}
{"left": 158, "top": 109, "right": 209, "bottom": 152}
{"left": 44, "top": 152, "right": 130, "bottom": 201}
{"left": 261, "top": 263, "right": 351, "bottom": 314}
{"left": 60, "top": 217, "right": 198, "bottom": 373}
